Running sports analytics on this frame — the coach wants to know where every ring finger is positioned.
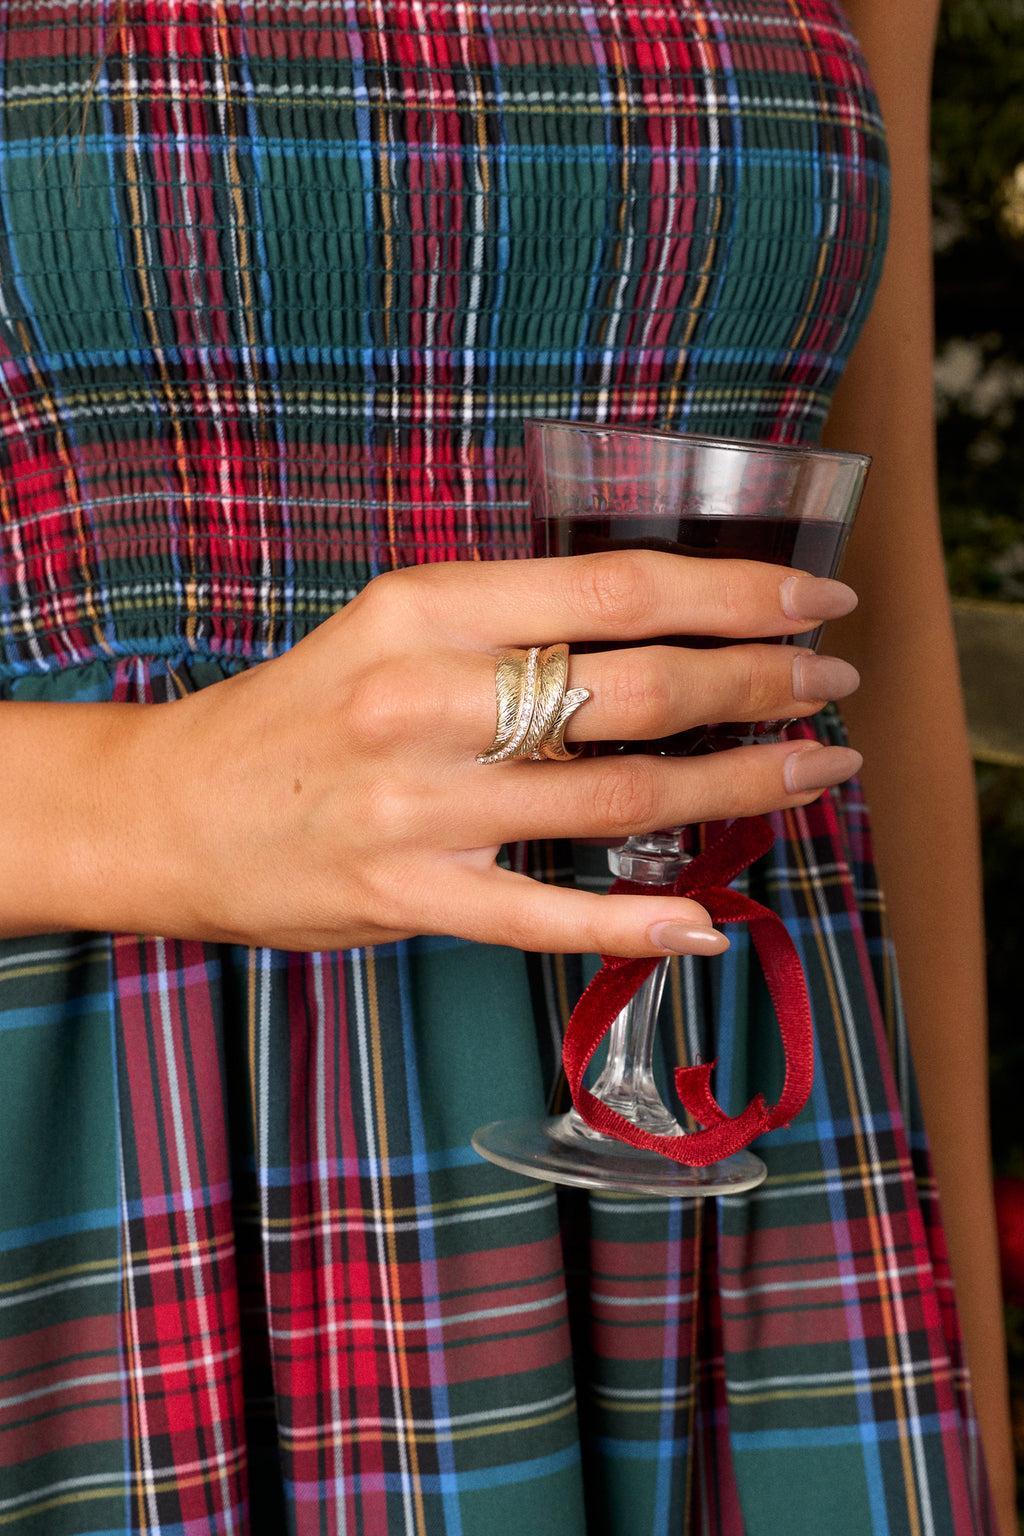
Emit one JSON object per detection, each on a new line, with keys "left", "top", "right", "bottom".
{"left": 431, "top": 641, "right": 859, "bottom": 753}
{"left": 561, "top": 642, "right": 859, "bottom": 742}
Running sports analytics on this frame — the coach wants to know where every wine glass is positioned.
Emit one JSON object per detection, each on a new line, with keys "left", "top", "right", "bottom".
{"left": 472, "top": 421, "right": 869, "bottom": 1196}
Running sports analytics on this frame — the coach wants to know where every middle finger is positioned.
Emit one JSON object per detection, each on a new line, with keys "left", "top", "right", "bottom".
{"left": 406, "top": 549, "right": 856, "bottom": 647}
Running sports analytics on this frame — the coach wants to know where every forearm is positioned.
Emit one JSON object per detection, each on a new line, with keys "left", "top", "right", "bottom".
{"left": 0, "top": 699, "right": 176, "bottom": 938}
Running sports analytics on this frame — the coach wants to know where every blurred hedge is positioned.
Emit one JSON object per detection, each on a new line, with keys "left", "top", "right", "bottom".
{"left": 933, "top": 0, "right": 1024, "bottom": 602}
{"left": 932, "top": 0, "right": 1024, "bottom": 1512}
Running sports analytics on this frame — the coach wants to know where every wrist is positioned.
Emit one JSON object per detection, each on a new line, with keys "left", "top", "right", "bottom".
{"left": 60, "top": 698, "right": 195, "bottom": 938}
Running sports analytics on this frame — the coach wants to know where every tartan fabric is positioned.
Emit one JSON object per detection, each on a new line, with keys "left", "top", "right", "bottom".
{"left": 0, "top": 3, "right": 996, "bottom": 1534}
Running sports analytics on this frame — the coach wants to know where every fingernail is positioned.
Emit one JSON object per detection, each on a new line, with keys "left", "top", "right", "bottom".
{"left": 792, "top": 651, "right": 860, "bottom": 702}
{"left": 783, "top": 744, "right": 863, "bottom": 794}
{"left": 647, "top": 922, "right": 730, "bottom": 955}
{"left": 780, "top": 574, "right": 858, "bottom": 622}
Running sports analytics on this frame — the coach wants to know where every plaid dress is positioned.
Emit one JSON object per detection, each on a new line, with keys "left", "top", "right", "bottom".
{"left": 0, "top": 2, "right": 997, "bottom": 1533}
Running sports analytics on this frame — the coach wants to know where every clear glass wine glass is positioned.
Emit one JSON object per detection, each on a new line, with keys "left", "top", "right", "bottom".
{"left": 472, "top": 421, "right": 870, "bottom": 1196}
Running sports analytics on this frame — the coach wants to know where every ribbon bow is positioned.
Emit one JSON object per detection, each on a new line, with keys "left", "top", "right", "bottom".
{"left": 562, "top": 815, "right": 813, "bottom": 1166}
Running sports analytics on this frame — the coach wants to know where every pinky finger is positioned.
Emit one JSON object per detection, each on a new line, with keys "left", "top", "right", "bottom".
{"left": 436, "top": 863, "right": 731, "bottom": 959}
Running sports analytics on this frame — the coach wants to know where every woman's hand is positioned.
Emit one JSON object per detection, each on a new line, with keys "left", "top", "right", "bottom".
{"left": 131, "top": 550, "right": 863, "bottom": 954}
{"left": 116, "top": 551, "right": 860, "bottom": 954}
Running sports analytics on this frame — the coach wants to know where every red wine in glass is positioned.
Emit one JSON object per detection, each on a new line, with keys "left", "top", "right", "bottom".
{"left": 535, "top": 512, "right": 849, "bottom": 755}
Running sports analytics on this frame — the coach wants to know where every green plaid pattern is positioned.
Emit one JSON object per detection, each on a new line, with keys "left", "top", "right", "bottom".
{"left": 0, "top": 3, "right": 995, "bottom": 1533}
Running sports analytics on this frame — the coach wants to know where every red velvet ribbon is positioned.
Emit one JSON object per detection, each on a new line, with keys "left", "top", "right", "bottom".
{"left": 562, "top": 815, "right": 814, "bottom": 1166}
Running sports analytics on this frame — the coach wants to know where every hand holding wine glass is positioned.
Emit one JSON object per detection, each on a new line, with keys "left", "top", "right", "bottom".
{"left": 89, "top": 543, "right": 862, "bottom": 956}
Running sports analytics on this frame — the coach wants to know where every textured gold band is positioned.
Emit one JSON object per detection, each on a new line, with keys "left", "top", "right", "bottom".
{"left": 476, "top": 643, "right": 591, "bottom": 764}
{"left": 536, "top": 645, "right": 592, "bottom": 762}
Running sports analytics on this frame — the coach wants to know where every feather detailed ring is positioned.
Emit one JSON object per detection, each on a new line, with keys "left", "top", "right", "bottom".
{"left": 476, "top": 643, "right": 591, "bottom": 764}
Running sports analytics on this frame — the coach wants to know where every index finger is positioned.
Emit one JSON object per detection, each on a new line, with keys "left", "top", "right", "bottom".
{"left": 401, "top": 549, "right": 856, "bottom": 647}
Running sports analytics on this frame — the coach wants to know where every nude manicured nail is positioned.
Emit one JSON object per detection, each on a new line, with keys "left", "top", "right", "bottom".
{"left": 792, "top": 651, "right": 860, "bottom": 702}
{"left": 647, "top": 922, "right": 730, "bottom": 955}
{"left": 780, "top": 574, "right": 858, "bottom": 622}
{"left": 783, "top": 745, "right": 863, "bottom": 795}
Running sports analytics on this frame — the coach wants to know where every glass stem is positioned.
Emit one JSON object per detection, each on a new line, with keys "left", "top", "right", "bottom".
{"left": 569, "top": 830, "right": 688, "bottom": 1142}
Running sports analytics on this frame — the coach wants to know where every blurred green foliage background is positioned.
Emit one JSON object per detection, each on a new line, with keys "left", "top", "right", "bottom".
{"left": 933, "top": 0, "right": 1023, "bottom": 602}
{"left": 931, "top": 0, "right": 1024, "bottom": 1510}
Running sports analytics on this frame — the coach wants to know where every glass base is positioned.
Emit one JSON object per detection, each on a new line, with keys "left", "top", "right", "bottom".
{"left": 471, "top": 1113, "right": 767, "bottom": 1196}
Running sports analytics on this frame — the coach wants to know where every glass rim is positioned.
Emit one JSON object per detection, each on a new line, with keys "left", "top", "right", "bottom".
{"left": 523, "top": 416, "right": 871, "bottom": 470}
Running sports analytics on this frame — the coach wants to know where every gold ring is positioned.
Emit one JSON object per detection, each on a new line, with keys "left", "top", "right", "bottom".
{"left": 476, "top": 646, "right": 540, "bottom": 763}
{"left": 491, "top": 651, "right": 527, "bottom": 752}
{"left": 476, "top": 642, "right": 591, "bottom": 764}
{"left": 535, "top": 644, "right": 592, "bottom": 762}
{"left": 521, "top": 643, "right": 568, "bottom": 759}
